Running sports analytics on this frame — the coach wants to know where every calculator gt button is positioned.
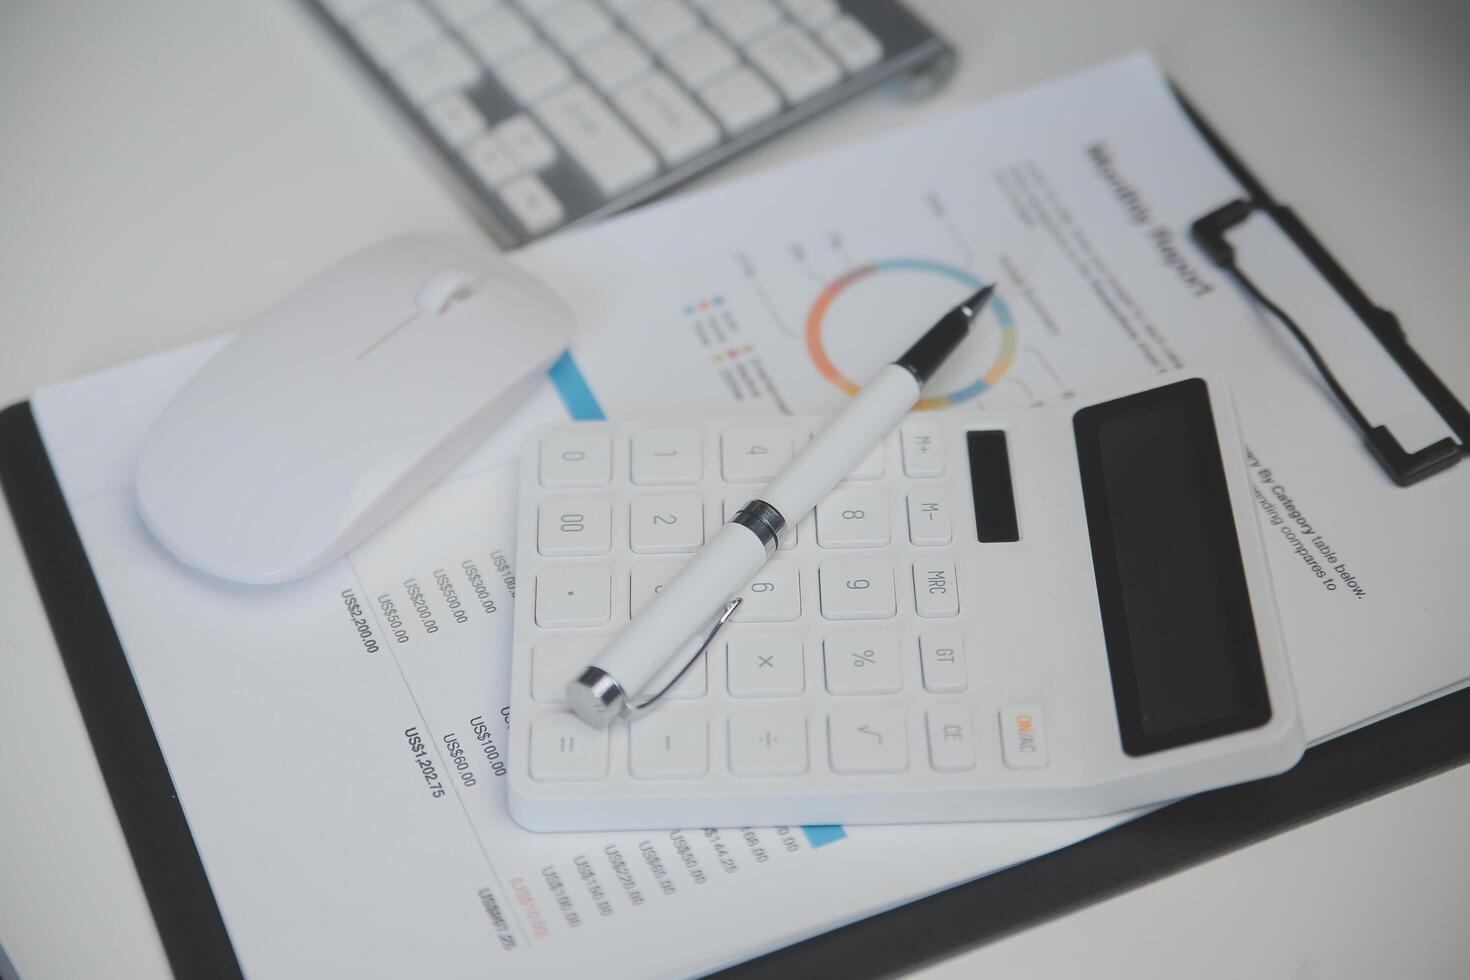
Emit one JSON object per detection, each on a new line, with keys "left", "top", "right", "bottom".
{"left": 827, "top": 707, "right": 908, "bottom": 774}
{"left": 823, "top": 630, "right": 901, "bottom": 695}
{"left": 818, "top": 558, "right": 895, "bottom": 620}
{"left": 727, "top": 633, "right": 804, "bottom": 697}
{"left": 729, "top": 710, "right": 808, "bottom": 775}
{"left": 529, "top": 714, "right": 608, "bottom": 781}
{"left": 999, "top": 705, "right": 1049, "bottom": 770}
{"left": 815, "top": 488, "right": 889, "bottom": 548}
{"left": 900, "top": 421, "right": 945, "bottom": 478}
{"left": 538, "top": 498, "right": 612, "bottom": 556}
{"left": 539, "top": 429, "right": 612, "bottom": 487}
{"left": 534, "top": 565, "right": 611, "bottom": 627}
{"left": 919, "top": 627, "right": 967, "bottom": 693}
{"left": 630, "top": 494, "right": 704, "bottom": 553}
{"left": 730, "top": 560, "right": 801, "bottom": 622}
{"left": 630, "top": 712, "right": 709, "bottom": 779}
{"left": 531, "top": 635, "right": 606, "bottom": 702}
{"left": 906, "top": 488, "right": 952, "bottom": 546}
{"left": 721, "top": 425, "right": 793, "bottom": 482}
{"left": 912, "top": 558, "right": 959, "bottom": 618}
{"left": 631, "top": 427, "right": 703, "bottom": 485}
{"left": 926, "top": 705, "right": 977, "bottom": 772}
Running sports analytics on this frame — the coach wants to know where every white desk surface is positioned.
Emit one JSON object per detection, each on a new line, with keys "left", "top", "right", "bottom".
{"left": 2, "top": 1, "right": 1468, "bottom": 977}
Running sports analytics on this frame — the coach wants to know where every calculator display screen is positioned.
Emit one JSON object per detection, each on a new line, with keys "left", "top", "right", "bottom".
{"left": 1074, "top": 379, "right": 1270, "bottom": 756}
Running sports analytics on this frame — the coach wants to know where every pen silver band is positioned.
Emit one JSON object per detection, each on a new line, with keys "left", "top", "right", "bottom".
{"left": 568, "top": 666, "right": 626, "bottom": 725}
{"left": 732, "top": 499, "right": 787, "bottom": 557}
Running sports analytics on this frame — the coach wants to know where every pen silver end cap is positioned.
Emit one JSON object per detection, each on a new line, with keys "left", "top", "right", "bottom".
{"left": 567, "top": 667, "right": 625, "bottom": 728}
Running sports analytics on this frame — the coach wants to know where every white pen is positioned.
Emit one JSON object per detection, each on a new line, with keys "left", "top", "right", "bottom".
{"left": 567, "top": 285, "right": 995, "bottom": 727}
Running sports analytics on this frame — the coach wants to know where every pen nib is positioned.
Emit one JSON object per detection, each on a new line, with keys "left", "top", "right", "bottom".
{"left": 895, "top": 284, "right": 996, "bottom": 385}
{"left": 957, "top": 284, "right": 995, "bottom": 321}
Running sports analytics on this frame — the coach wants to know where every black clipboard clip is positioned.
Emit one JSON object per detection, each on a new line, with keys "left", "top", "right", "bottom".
{"left": 1191, "top": 197, "right": 1467, "bottom": 486}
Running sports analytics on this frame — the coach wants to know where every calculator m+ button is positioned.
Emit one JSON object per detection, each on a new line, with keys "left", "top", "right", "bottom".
{"left": 900, "top": 421, "right": 944, "bottom": 478}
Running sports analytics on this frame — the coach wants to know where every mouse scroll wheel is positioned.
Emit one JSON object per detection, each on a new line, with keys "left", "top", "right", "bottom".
{"left": 416, "top": 269, "right": 479, "bottom": 314}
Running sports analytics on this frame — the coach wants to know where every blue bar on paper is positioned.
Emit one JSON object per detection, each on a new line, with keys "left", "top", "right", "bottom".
{"left": 801, "top": 825, "right": 847, "bottom": 848}
{"left": 548, "top": 351, "right": 606, "bottom": 421}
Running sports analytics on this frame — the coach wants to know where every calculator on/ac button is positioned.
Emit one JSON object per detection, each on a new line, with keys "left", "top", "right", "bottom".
{"left": 507, "top": 373, "right": 1303, "bottom": 831}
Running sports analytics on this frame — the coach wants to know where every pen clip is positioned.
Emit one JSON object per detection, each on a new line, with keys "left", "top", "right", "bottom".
{"left": 623, "top": 596, "right": 743, "bottom": 720}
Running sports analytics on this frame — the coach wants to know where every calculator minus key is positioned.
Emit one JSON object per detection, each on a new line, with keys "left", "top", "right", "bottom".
{"left": 629, "top": 712, "right": 709, "bottom": 779}
{"left": 539, "top": 429, "right": 612, "bottom": 487}
{"left": 721, "top": 425, "right": 793, "bottom": 483}
{"left": 534, "top": 565, "right": 611, "bottom": 627}
{"left": 631, "top": 427, "right": 703, "bottom": 485}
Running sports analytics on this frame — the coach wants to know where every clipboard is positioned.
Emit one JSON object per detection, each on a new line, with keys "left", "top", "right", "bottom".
{"left": 2, "top": 82, "right": 1468, "bottom": 980}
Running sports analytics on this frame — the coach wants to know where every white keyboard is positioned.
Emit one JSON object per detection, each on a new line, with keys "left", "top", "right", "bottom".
{"left": 308, "top": 0, "right": 951, "bottom": 245}
{"left": 507, "top": 376, "right": 1304, "bottom": 831}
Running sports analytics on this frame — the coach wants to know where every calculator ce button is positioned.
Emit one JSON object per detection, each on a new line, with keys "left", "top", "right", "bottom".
{"left": 926, "top": 705, "right": 977, "bottom": 772}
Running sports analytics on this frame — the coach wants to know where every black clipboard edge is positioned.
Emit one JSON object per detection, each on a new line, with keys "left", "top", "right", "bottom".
{"left": 0, "top": 401, "right": 243, "bottom": 980}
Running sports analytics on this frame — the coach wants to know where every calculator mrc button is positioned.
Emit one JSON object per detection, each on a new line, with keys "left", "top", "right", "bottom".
{"left": 900, "top": 421, "right": 945, "bottom": 478}
{"left": 919, "top": 627, "right": 967, "bottom": 693}
{"left": 727, "top": 633, "right": 805, "bottom": 697}
{"left": 818, "top": 557, "right": 896, "bottom": 620}
{"left": 828, "top": 707, "right": 909, "bottom": 774}
{"left": 629, "top": 712, "right": 709, "bottom": 780}
{"left": 630, "top": 427, "right": 703, "bottom": 485}
{"left": 912, "top": 557, "right": 959, "bottom": 618}
{"left": 539, "top": 429, "right": 612, "bottom": 487}
{"left": 823, "top": 630, "right": 902, "bottom": 695}
{"left": 534, "top": 565, "right": 611, "bottom": 627}
{"left": 538, "top": 498, "right": 612, "bottom": 556}
{"left": 999, "top": 705, "right": 1049, "bottom": 770}
{"left": 729, "top": 710, "right": 808, "bottom": 776}
{"left": 926, "top": 705, "right": 978, "bottom": 772}
{"left": 529, "top": 714, "right": 609, "bottom": 781}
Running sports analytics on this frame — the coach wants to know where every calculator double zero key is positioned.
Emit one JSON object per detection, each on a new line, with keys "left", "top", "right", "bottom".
{"left": 509, "top": 376, "right": 1304, "bottom": 830}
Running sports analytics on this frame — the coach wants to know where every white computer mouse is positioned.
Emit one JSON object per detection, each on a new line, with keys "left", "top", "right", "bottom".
{"left": 136, "top": 235, "right": 573, "bottom": 585}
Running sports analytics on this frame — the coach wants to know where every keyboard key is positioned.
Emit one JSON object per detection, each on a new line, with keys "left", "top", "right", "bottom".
{"left": 630, "top": 712, "right": 709, "bottom": 779}
{"left": 817, "top": 14, "right": 882, "bottom": 72}
{"left": 705, "top": 0, "right": 782, "bottom": 44}
{"left": 630, "top": 560, "right": 685, "bottom": 615}
{"left": 919, "top": 627, "right": 967, "bottom": 693}
{"left": 828, "top": 706, "right": 908, "bottom": 774}
{"left": 492, "top": 113, "right": 558, "bottom": 169}
{"left": 780, "top": 0, "right": 837, "bottom": 29}
{"left": 729, "top": 709, "right": 807, "bottom": 775}
{"left": 906, "top": 488, "right": 952, "bottom": 546}
{"left": 426, "top": 0, "right": 500, "bottom": 27}
{"left": 463, "top": 131, "right": 521, "bottom": 187}
{"left": 999, "top": 704, "right": 1049, "bottom": 770}
{"left": 424, "top": 91, "right": 488, "bottom": 147}
{"left": 614, "top": 72, "right": 721, "bottom": 166}
{"left": 539, "top": 429, "right": 612, "bottom": 487}
{"left": 823, "top": 629, "right": 901, "bottom": 695}
{"left": 815, "top": 488, "right": 889, "bottom": 548}
{"left": 744, "top": 25, "right": 840, "bottom": 103}
{"left": 461, "top": 5, "right": 536, "bottom": 64}
{"left": 531, "top": 634, "right": 605, "bottom": 701}
{"left": 721, "top": 425, "right": 792, "bottom": 482}
{"left": 900, "top": 420, "right": 944, "bottom": 477}
{"left": 391, "top": 38, "right": 480, "bottom": 103}
{"left": 818, "top": 557, "right": 895, "bottom": 620}
{"left": 660, "top": 28, "right": 738, "bottom": 89}
{"left": 576, "top": 30, "right": 652, "bottom": 92}
{"left": 529, "top": 714, "right": 608, "bottom": 781}
{"left": 926, "top": 705, "right": 977, "bottom": 772}
{"left": 536, "top": 0, "right": 613, "bottom": 51}
{"left": 535, "top": 565, "right": 610, "bottom": 627}
{"left": 623, "top": 0, "right": 698, "bottom": 49}
{"left": 727, "top": 633, "right": 804, "bottom": 697}
{"left": 631, "top": 427, "right": 702, "bottom": 485}
{"left": 533, "top": 83, "right": 659, "bottom": 196}
{"left": 912, "top": 557, "right": 958, "bottom": 618}
{"left": 629, "top": 494, "right": 704, "bottom": 553}
{"left": 698, "top": 67, "right": 781, "bottom": 134}
{"left": 538, "top": 497, "right": 612, "bottom": 556}
{"left": 731, "top": 560, "right": 801, "bottom": 622}
{"left": 499, "top": 174, "right": 565, "bottom": 233}
{"left": 723, "top": 494, "right": 796, "bottom": 550}
{"left": 493, "top": 41, "right": 572, "bottom": 103}
{"left": 352, "top": 1, "right": 443, "bottom": 66}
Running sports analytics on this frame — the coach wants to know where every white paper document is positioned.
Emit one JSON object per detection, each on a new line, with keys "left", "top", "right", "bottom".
{"left": 27, "top": 53, "right": 1469, "bottom": 978}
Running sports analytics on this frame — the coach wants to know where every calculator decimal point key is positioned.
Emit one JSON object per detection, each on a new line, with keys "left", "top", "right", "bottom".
{"left": 535, "top": 565, "right": 611, "bottom": 627}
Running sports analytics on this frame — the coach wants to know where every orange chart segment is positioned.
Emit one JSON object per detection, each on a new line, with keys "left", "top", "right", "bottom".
{"left": 805, "top": 259, "right": 1018, "bottom": 409}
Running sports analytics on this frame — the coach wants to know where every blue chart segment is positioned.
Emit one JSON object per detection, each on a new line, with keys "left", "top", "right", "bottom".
{"left": 801, "top": 825, "right": 848, "bottom": 848}
{"left": 548, "top": 352, "right": 606, "bottom": 421}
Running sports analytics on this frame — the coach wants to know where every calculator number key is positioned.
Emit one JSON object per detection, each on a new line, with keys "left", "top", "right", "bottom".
{"left": 729, "top": 709, "right": 808, "bottom": 776}
{"left": 906, "top": 489, "right": 952, "bottom": 546}
{"left": 630, "top": 494, "right": 704, "bottom": 554}
{"left": 900, "top": 421, "right": 945, "bottom": 478}
{"left": 629, "top": 712, "right": 709, "bottom": 779}
{"left": 538, "top": 498, "right": 611, "bottom": 556}
{"left": 815, "top": 488, "right": 889, "bottom": 549}
{"left": 535, "top": 565, "right": 610, "bottom": 627}
{"left": 926, "top": 705, "right": 977, "bottom": 772}
{"left": 731, "top": 560, "right": 801, "bottom": 622}
{"left": 529, "top": 714, "right": 608, "bottom": 781}
{"left": 828, "top": 707, "right": 909, "bottom": 774}
{"left": 539, "top": 429, "right": 612, "bottom": 487}
{"left": 823, "top": 630, "right": 901, "bottom": 695}
{"left": 630, "top": 560, "right": 684, "bottom": 616}
{"left": 818, "top": 558, "right": 895, "bottom": 620}
{"left": 531, "top": 635, "right": 605, "bottom": 702}
{"left": 727, "top": 633, "right": 805, "bottom": 697}
{"left": 721, "top": 425, "right": 793, "bottom": 483}
{"left": 919, "top": 627, "right": 967, "bottom": 693}
{"left": 912, "top": 557, "right": 959, "bottom": 618}
{"left": 631, "top": 427, "right": 703, "bottom": 485}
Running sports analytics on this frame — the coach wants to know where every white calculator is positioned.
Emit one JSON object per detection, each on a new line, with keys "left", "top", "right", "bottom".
{"left": 507, "top": 373, "right": 1303, "bottom": 831}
